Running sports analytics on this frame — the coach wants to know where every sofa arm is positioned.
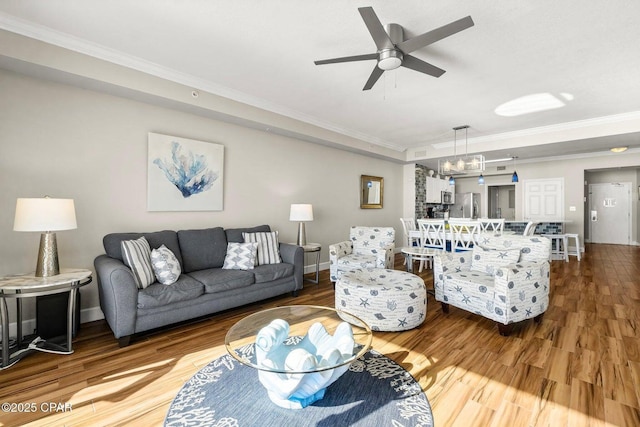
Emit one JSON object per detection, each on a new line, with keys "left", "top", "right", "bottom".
{"left": 94, "top": 254, "right": 139, "bottom": 339}
{"left": 493, "top": 260, "right": 550, "bottom": 323}
{"left": 279, "top": 243, "right": 304, "bottom": 291}
{"left": 378, "top": 243, "right": 394, "bottom": 269}
{"left": 329, "top": 241, "right": 353, "bottom": 282}
{"left": 433, "top": 251, "right": 473, "bottom": 300}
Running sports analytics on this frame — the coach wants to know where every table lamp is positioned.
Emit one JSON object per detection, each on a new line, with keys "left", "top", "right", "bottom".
{"left": 13, "top": 197, "right": 77, "bottom": 277}
{"left": 289, "top": 204, "right": 313, "bottom": 246}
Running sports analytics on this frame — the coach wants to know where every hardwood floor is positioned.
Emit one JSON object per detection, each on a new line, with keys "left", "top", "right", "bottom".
{"left": 1, "top": 243, "right": 639, "bottom": 426}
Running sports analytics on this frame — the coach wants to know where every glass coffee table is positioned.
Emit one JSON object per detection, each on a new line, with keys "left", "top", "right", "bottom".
{"left": 400, "top": 246, "right": 443, "bottom": 273}
{"left": 225, "top": 305, "right": 372, "bottom": 409}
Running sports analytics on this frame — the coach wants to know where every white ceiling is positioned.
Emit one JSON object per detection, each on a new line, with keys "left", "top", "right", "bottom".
{"left": 1, "top": 0, "right": 640, "bottom": 169}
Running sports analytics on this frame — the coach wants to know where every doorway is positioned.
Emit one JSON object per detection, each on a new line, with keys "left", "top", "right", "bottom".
{"left": 588, "top": 182, "right": 631, "bottom": 245}
{"left": 487, "top": 185, "right": 515, "bottom": 219}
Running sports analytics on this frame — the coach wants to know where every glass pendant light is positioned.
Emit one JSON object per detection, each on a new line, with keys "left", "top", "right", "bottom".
{"left": 449, "top": 175, "right": 455, "bottom": 185}
{"left": 478, "top": 174, "right": 485, "bottom": 185}
{"left": 511, "top": 156, "right": 519, "bottom": 182}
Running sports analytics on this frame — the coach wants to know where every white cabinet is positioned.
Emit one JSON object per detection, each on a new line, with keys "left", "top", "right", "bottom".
{"left": 426, "top": 177, "right": 440, "bottom": 203}
{"left": 426, "top": 177, "right": 454, "bottom": 203}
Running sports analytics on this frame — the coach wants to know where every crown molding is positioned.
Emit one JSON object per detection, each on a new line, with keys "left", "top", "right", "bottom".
{"left": 429, "top": 111, "right": 640, "bottom": 150}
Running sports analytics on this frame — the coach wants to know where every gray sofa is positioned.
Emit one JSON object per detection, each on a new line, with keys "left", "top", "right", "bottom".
{"left": 94, "top": 225, "right": 303, "bottom": 346}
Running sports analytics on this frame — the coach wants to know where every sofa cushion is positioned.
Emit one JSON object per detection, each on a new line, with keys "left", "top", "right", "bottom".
{"left": 177, "top": 227, "right": 228, "bottom": 272}
{"left": 222, "top": 242, "right": 258, "bottom": 270}
{"left": 187, "top": 268, "right": 255, "bottom": 294}
{"left": 137, "top": 275, "right": 204, "bottom": 309}
{"left": 225, "top": 224, "right": 271, "bottom": 243}
{"left": 150, "top": 245, "right": 181, "bottom": 285}
{"left": 121, "top": 237, "right": 155, "bottom": 289}
{"left": 243, "top": 231, "right": 281, "bottom": 265}
{"left": 253, "top": 263, "right": 294, "bottom": 283}
{"left": 104, "top": 230, "right": 183, "bottom": 268}
{"left": 470, "top": 246, "right": 520, "bottom": 276}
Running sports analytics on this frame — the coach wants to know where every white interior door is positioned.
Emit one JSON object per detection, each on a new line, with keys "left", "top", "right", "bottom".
{"left": 523, "top": 178, "right": 564, "bottom": 221}
{"left": 589, "top": 182, "right": 631, "bottom": 245}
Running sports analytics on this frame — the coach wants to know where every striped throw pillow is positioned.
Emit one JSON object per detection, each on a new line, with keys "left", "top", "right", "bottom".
{"left": 121, "top": 236, "right": 155, "bottom": 289}
{"left": 242, "top": 231, "right": 281, "bottom": 265}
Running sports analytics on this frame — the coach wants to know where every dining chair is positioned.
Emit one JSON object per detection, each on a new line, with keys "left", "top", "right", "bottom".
{"left": 479, "top": 218, "right": 505, "bottom": 234}
{"left": 523, "top": 221, "right": 540, "bottom": 236}
{"left": 448, "top": 218, "right": 481, "bottom": 251}
{"left": 416, "top": 219, "right": 446, "bottom": 269}
{"left": 400, "top": 218, "right": 419, "bottom": 247}
{"left": 400, "top": 218, "right": 419, "bottom": 267}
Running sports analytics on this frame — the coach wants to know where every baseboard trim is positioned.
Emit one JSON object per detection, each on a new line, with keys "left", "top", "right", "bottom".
{"left": 304, "top": 261, "right": 330, "bottom": 274}
{"left": 0, "top": 306, "right": 105, "bottom": 339}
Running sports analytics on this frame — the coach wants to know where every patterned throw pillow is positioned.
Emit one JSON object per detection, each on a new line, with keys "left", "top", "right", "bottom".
{"left": 242, "top": 231, "right": 281, "bottom": 265}
{"left": 470, "top": 246, "right": 521, "bottom": 276}
{"left": 121, "top": 236, "right": 155, "bottom": 289}
{"left": 150, "top": 245, "right": 181, "bottom": 285}
{"left": 222, "top": 242, "right": 258, "bottom": 270}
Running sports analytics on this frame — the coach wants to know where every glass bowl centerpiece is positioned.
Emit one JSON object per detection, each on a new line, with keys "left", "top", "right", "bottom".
{"left": 225, "top": 305, "right": 372, "bottom": 409}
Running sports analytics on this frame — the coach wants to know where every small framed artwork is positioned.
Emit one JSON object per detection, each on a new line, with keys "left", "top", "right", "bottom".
{"left": 148, "top": 132, "right": 224, "bottom": 211}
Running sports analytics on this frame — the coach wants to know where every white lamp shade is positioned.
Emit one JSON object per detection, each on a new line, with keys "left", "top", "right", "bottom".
{"left": 289, "top": 204, "right": 313, "bottom": 221}
{"left": 14, "top": 198, "right": 77, "bottom": 232}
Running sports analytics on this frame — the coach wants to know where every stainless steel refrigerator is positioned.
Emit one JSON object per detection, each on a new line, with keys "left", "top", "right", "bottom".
{"left": 450, "top": 193, "right": 481, "bottom": 219}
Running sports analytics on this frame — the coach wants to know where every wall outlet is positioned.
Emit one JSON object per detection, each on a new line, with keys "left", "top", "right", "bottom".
{"left": 569, "top": 206, "right": 576, "bottom": 212}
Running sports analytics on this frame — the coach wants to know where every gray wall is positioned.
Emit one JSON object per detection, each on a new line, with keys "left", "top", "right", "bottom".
{"left": 0, "top": 68, "right": 404, "bottom": 323}
{"left": 585, "top": 168, "right": 640, "bottom": 242}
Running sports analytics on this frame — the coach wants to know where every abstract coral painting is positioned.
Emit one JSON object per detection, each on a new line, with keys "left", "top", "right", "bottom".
{"left": 147, "top": 132, "right": 224, "bottom": 211}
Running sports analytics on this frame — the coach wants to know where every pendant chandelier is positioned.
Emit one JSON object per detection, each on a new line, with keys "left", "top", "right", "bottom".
{"left": 438, "top": 125, "right": 485, "bottom": 177}
{"left": 512, "top": 156, "right": 519, "bottom": 182}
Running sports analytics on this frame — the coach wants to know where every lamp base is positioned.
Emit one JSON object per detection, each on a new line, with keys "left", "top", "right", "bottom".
{"left": 36, "top": 232, "right": 59, "bottom": 277}
{"left": 296, "top": 222, "right": 307, "bottom": 247}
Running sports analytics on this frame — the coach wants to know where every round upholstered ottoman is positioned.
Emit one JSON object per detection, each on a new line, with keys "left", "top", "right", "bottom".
{"left": 335, "top": 268, "right": 427, "bottom": 332}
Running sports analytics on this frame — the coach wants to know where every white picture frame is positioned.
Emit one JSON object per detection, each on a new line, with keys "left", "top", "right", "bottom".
{"left": 147, "top": 132, "right": 224, "bottom": 211}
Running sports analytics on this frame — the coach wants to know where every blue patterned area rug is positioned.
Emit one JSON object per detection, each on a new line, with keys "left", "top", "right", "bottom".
{"left": 165, "top": 348, "right": 433, "bottom": 427}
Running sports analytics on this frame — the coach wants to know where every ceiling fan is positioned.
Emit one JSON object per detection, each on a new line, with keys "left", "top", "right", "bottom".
{"left": 314, "top": 7, "right": 474, "bottom": 90}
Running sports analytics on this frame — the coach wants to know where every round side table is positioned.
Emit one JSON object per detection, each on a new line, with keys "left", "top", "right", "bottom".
{"left": 290, "top": 243, "right": 321, "bottom": 284}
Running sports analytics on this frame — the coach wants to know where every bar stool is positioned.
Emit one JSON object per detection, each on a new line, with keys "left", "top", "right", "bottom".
{"left": 565, "top": 233, "right": 581, "bottom": 261}
{"left": 543, "top": 234, "right": 568, "bottom": 262}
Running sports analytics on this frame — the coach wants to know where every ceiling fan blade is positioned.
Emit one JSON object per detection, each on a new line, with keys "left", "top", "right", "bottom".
{"left": 363, "top": 66, "right": 384, "bottom": 91}
{"left": 358, "top": 7, "right": 394, "bottom": 50}
{"left": 397, "top": 16, "right": 474, "bottom": 54}
{"left": 314, "top": 53, "right": 378, "bottom": 65}
{"left": 401, "top": 55, "right": 445, "bottom": 77}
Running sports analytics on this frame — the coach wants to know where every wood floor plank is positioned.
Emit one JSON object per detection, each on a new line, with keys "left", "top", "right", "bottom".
{"left": 1, "top": 243, "right": 639, "bottom": 426}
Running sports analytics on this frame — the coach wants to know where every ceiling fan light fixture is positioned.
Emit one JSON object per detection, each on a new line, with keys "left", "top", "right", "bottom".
{"left": 314, "top": 7, "right": 474, "bottom": 91}
{"left": 377, "top": 50, "right": 403, "bottom": 71}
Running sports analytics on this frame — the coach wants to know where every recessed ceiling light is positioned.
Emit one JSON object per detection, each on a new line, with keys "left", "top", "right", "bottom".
{"left": 495, "top": 93, "right": 569, "bottom": 117}
{"left": 610, "top": 146, "right": 628, "bottom": 153}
